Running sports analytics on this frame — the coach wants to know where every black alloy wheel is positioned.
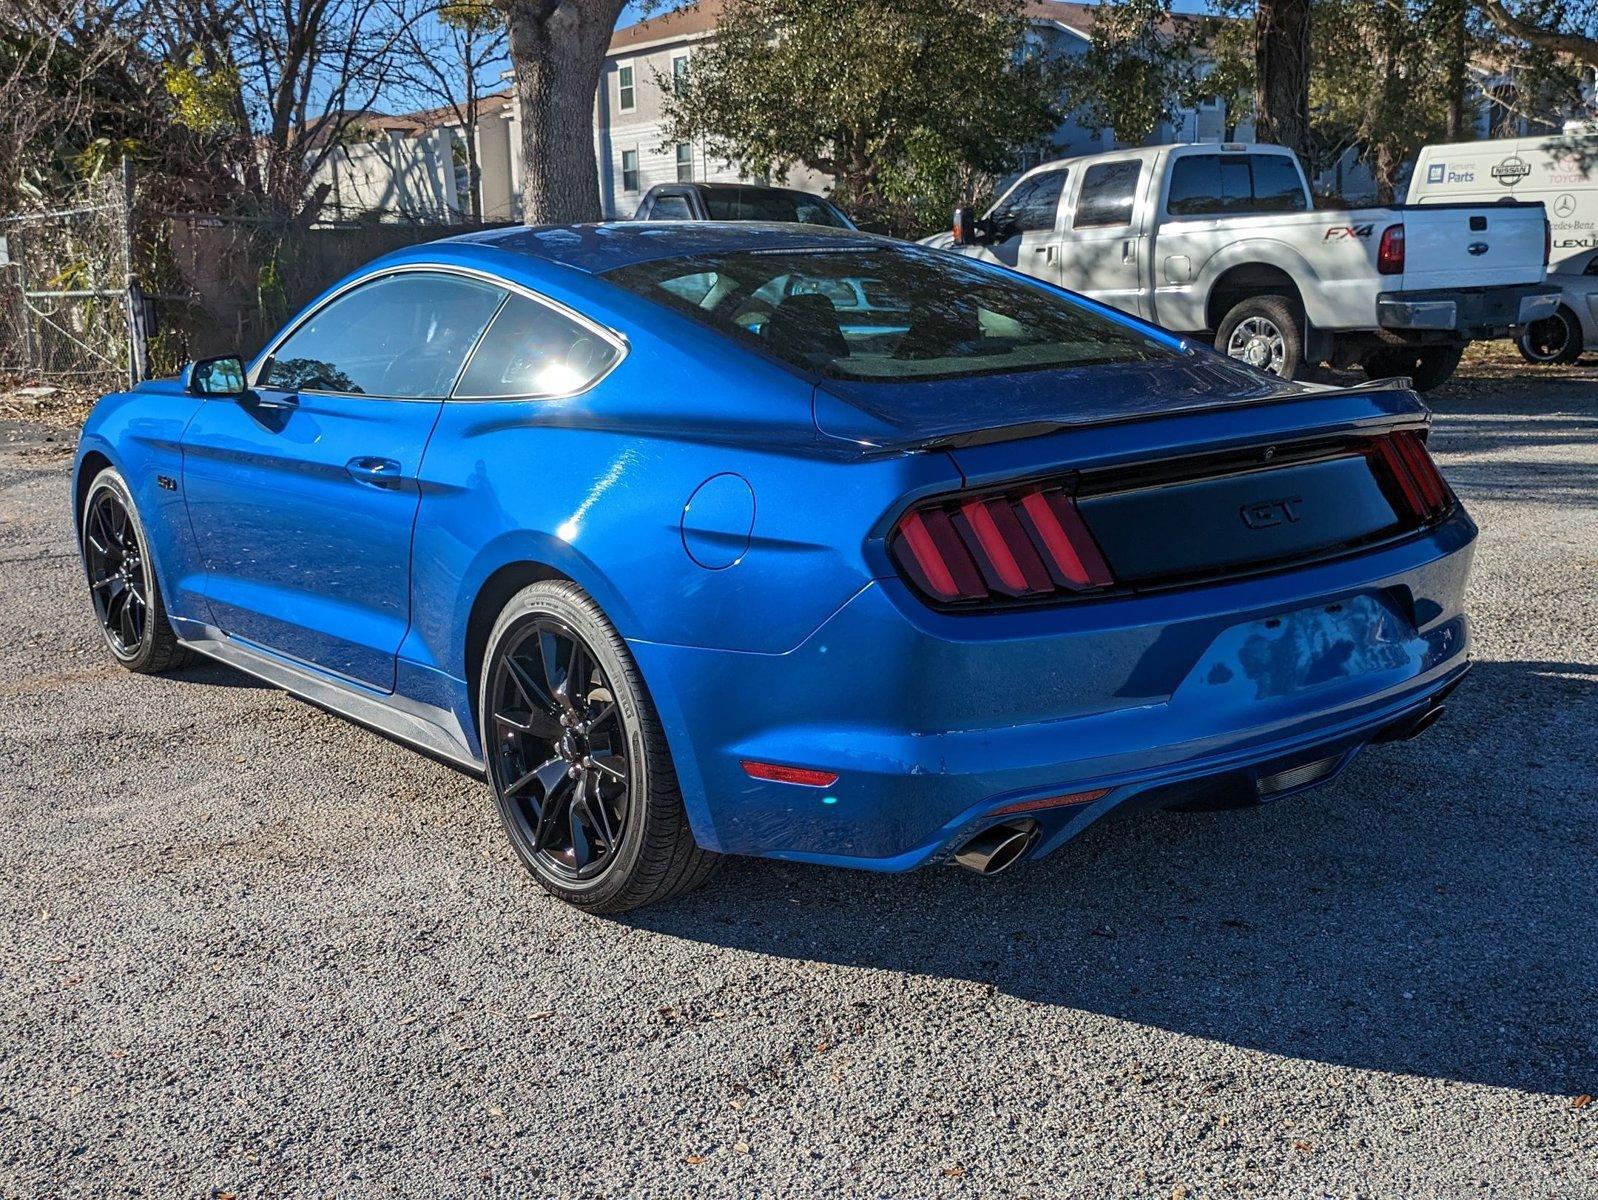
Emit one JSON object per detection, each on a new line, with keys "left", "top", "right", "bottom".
{"left": 478, "top": 580, "right": 718, "bottom": 912}
{"left": 1517, "top": 306, "right": 1583, "bottom": 365}
{"left": 79, "top": 469, "right": 191, "bottom": 673}
{"left": 487, "top": 617, "right": 630, "bottom": 880}
{"left": 84, "top": 486, "right": 149, "bottom": 656}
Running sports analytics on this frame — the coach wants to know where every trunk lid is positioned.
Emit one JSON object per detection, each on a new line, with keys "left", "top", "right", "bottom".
{"left": 870, "top": 370, "right": 1443, "bottom": 606}
{"left": 812, "top": 351, "right": 1306, "bottom": 453}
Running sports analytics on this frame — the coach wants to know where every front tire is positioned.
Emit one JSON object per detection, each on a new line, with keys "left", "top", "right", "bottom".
{"left": 1362, "top": 344, "right": 1464, "bottom": 392}
{"left": 1215, "top": 295, "right": 1305, "bottom": 380}
{"left": 478, "top": 580, "right": 718, "bottom": 913}
{"left": 80, "top": 467, "right": 192, "bottom": 674}
{"left": 1517, "top": 305, "right": 1583, "bottom": 365}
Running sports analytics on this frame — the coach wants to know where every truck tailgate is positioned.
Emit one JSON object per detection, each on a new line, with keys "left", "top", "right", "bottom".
{"left": 1398, "top": 203, "right": 1547, "bottom": 290}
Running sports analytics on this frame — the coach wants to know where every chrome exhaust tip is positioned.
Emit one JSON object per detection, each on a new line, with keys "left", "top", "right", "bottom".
{"left": 952, "top": 819, "right": 1040, "bottom": 876}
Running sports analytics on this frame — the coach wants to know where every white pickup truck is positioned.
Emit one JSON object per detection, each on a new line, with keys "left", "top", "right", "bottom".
{"left": 925, "top": 142, "right": 1558, "bottom": 389}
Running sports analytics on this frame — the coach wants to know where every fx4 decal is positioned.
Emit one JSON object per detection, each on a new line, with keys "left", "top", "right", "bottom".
{"left": 1324, "top": 224, "right": 1375, "bottom": 241}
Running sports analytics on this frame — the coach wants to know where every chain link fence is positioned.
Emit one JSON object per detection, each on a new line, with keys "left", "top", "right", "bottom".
{"left": 1, "top": 162, "right": 511, "bottom": 395}
{"left": 0, "top": 167, "right": 139, "bottom": 391}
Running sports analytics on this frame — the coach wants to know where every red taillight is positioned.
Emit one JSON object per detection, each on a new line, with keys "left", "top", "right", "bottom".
{"left": 890, "top": 484, "right": 1114, "bottom": 606}
{"left": 741, "top": 761, "right": 839, "bottom": 787}
{"left": 1377, "top": 224, "right": 1405, "bottom": 275}
{"left": 1370, "top": 430, "right": 1451, "bottom": 521}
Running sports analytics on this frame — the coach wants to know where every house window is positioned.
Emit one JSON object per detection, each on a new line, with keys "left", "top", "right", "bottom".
{"left": 618, "top": 63, "right": 635, "bottom": 111}
{"left": 675, "top": 143, "right": 694, "bottom": 182}
{"left": 672, "top": 54, "right": 689, "bottom": 97}
{"left": 622, "top": 149, "right": 640, "bottom": 192}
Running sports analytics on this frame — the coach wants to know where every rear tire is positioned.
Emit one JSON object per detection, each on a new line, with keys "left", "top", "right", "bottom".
{"left": 79, "top": 468, "right": 193, "bottom": 674}
{"left": 477, "top": 580, "right": 719, "bottom": 913}
{"left": 1517, "top": 305, "right": 1583, "bottom": 365}
{"left": 1362, "top": 345, "right": 1464, "bottom": 392}
{"left": 1215, "top": 295, "right": 1304, "bottom": 380}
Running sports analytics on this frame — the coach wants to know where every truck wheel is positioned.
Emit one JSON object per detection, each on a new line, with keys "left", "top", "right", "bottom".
{"left": 1363, "top": 345, "right": 1464, "bottom": 392}
{"left": 1215, "top": 296, "right": 1303, "bottom": 380}
{"left": 1517, "top": 306, "right": 1583, "bottom": 365}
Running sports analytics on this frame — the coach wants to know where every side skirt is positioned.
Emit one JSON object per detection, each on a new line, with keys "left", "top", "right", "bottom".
{"left": 171, "top": 618, "right": 484, "bottom": 776}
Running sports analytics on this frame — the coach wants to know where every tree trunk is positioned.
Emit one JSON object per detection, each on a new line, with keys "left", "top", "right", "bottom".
{"left": 466, "top": 120, "right": 484, "bottom": 223}
{"left": 1445, "top": 0, "right": 1467, "bottom": 139}
{"left": 1254, "top": 0, "right": 1312, "bottom": 163}
{"left": 502, "top": 0, "right": 626, "bottom": 224}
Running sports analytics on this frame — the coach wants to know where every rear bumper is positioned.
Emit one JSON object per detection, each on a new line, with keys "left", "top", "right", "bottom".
{"left": 633, "top": 508, "right": 1477, "bottom": 871}
{"left": 1378, "top": 285, "right": 1559, "bottom": 339}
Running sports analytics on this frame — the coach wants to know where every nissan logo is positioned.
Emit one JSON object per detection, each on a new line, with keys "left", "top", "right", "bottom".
{"left": 1468, "top": 242, "right": 1489, "bottom": 256}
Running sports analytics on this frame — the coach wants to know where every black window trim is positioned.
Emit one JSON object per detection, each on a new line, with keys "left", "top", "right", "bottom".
{"left": 249, "top": 264, "right": 629, "bottom": 403}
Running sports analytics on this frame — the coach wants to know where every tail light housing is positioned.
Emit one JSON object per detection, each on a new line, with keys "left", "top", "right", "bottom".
{"left": 889, "top": 483, "right": 1113, "bottom": 606}
{"left": 1369, "top": 429, "right": 1453, "bottom": 521}
{"left": 1377, "top": 224, "right": 1405, "bottom": 275}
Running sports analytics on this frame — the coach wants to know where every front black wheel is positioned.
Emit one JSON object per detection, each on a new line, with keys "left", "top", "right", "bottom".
{"left": 80, "top": 468, "right": 192, "bottom": 673}
{"left": 479, "top": 580, "right": 718, "bottom": 913}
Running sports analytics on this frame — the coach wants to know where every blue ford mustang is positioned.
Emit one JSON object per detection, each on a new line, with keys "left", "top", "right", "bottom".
{"left": 73, "top": 223, "right": 1474, "bottom": 912}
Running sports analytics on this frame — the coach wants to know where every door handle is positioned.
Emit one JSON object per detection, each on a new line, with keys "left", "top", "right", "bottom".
{"left": 1122, "top": 240, "right": 1135, "bottom": 263}
{"left": 1033, "top": 245, "right": 1057, "bottom": 264}
{"left": 346, "top": 456, "right": 404, "bottom": 488}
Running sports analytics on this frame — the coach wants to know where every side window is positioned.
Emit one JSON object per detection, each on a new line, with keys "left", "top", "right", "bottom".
{"left": 989, "top": 171, "right": 1067, "bottom": 235}
{"left": 1075, "top": 161, "right": 1143, "bottom": 228}
{"left": 650, "top": 193, "right": 693, "bottom": 219}
{"left": 1167, "top": 154, "right": 1306, "bottom": 217}
{"left": 262, "top": 272, "right": 504, "bottom": 399}
{"left": 1251, "top": 155, "right": 1309, "bottom": 213}
{"left": 453, "top": 293, "right": 621, "bottom": 399}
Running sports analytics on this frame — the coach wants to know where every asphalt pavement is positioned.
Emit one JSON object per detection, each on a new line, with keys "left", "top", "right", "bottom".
{"left": 0, "top": 353, "right": 1594, "bottom": 1198}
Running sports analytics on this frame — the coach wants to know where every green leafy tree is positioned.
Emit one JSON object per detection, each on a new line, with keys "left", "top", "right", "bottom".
{"left": 1056, "top": 0, "right": 1207, "bottom": 145}
{"left": 659, "top": 0, "right": 1062, "bottom": 234}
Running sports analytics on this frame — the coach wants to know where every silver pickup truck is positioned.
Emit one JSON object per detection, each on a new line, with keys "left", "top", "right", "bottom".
{"left": 925, "top": 143, "right": 1557, "bottom": 389}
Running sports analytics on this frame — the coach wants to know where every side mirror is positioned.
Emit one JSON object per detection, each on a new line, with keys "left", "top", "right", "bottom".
{"left": 185, "top": 354, "right": 246, "bottom": 397}
{"left": 952, "top": 206, "right": 975, "bottom": 247}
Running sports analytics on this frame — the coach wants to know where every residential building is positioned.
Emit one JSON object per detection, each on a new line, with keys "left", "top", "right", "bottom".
{"left": 310, "top": 0, "right": 1254, "bottom": 224}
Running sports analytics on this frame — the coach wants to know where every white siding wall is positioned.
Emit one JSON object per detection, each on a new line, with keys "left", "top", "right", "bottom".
{"left": 316, "top": 129, "right": 462, "bottom": 222}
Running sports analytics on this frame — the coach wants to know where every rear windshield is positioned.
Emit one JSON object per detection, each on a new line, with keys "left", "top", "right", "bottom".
{"left": 701, "top": 188, "right": 853, "bottom": 228}
{"left": 603, "top": 247, "right": 1177, "bottom": 381}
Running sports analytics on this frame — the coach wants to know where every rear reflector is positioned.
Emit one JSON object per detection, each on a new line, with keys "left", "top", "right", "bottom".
{"left": 989, "top": 788, "right": 1111, "bottom": 816}
{"left": 891, "top": 484, "right": 1113, "bottom": 606}
{"left": 741, "top": 761, "right": 839, "bottom": 788}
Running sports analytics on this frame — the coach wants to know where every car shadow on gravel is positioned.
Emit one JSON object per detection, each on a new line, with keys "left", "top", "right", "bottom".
{"left": 622, "top": 658, "right": 1597, "bottom": 1098}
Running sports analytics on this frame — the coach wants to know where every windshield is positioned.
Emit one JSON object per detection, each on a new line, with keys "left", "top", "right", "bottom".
{"left": 603, "top": 247, "right": 1178, "bottom": 382}
{"left": 700, "top": 188, "right": 854, "bottom": 228}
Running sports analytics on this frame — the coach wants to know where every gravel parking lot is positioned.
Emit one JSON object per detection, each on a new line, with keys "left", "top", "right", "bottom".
{"left": 1, "top": 349, "right": 1594, "bottom": 1198}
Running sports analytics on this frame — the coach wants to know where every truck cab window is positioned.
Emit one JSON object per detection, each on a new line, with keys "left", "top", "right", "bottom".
{"left": 1074, "top": 162, "right": 1142, "bottom": 228}
{"left": 988, "top": 171, "right": 1067, "bottom": 236}
{"left": 1168, "top": 154, "right": 1306, "bottom": 217}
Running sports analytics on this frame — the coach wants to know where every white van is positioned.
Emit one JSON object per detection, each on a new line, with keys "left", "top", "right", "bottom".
{"left": 1411, "top": 134, "right": 1598, "bottom": 363}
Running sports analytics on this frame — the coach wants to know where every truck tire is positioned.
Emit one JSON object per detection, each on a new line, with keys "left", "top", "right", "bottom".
{"left": 1215, "top": 296, "right": 1304, "bottom": 380}
{"left": 1517, "top": 306, "right": 1583, "bottom": 365}
{"left": 1362, "top": 345, "right": 1464, "bottom": 392}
